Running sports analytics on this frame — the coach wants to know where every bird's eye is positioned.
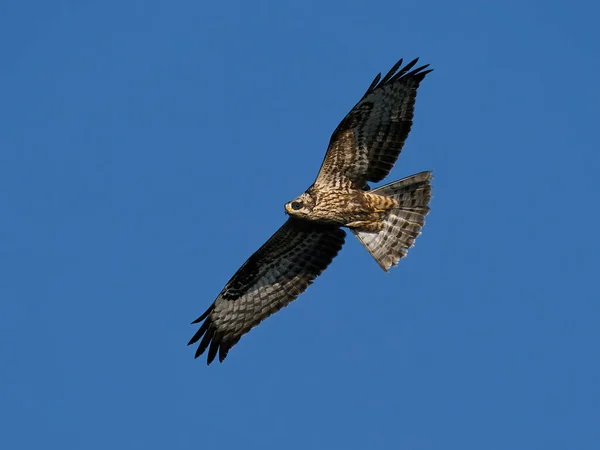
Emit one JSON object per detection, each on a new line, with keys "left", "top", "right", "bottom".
{"left": 291, "top": 201, "right": 302, "bottom": 211}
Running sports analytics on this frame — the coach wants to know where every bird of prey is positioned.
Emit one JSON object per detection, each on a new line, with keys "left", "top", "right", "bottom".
{"left": 189, "top": 57, "right": 433, "bottom": 364}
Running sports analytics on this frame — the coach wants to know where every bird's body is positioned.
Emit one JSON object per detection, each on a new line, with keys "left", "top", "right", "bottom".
{"left": 286, "top": 186, "right": 398, "bottom": 230}
{"left": 189, "top": 57, "right": 434, "bottom": 364}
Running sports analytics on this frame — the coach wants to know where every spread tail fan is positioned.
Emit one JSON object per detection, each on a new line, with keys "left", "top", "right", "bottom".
{"left": 352, "top": 171, "right": 432, "bottom": 271}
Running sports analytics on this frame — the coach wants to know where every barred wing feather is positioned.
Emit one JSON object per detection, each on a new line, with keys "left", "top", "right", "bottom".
{"left": 315, "top": 58, "right": 432, "bottom": 190}
{"left": 188, "top": 219, "right": 346, "bottom": 364}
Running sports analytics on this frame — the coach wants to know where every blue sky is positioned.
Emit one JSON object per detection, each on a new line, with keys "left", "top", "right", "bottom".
{"left": 1, "top": 1, "right": 599, "bottom": 448}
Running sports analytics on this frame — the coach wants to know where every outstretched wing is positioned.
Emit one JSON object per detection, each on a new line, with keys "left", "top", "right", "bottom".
{"left": 188, "top": 218, "right": 346, "bottom": 364}
{"left": 314, "top": 58, "right": 432, "bottom": 190}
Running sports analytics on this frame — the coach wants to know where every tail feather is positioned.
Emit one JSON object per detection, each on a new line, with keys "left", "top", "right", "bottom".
{"left": 352, "top": 171, "right": 432, "bottom": 271}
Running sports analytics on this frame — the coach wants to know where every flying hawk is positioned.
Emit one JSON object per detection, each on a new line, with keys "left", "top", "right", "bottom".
{"left": 189, "top": 57, "right": 433, "bottom": 364}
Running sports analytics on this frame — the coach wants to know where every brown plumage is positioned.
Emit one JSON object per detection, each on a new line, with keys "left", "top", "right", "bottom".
{"left": 189, "top": 58, "right": 434, "bottom": 364}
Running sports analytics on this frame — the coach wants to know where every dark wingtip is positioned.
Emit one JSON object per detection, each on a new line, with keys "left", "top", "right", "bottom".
{"left": 407, "top": 65, "right": 433, "bottom": 82}
{"left": 380, "top": 58, "right": 405, "bottom": 84}
{"left": 191, "top": 304, "right": 214, "bottom": 324}
{"left": 188, "top": 310, "right": 212, "bottom": 346}
{"left": 219, "top": 344, "right": 230, "bottom": 363}
{"left": 362, "top": 72, "right": 382, "bottom": 99}
{"left": 189, "top": 305, "right": 221, "bottom": 364}
{"left": 365, "top": 57, "right": 433, "bottom": 93}
{"left": 207, "top": 336, "right": 221, "bottom": 365}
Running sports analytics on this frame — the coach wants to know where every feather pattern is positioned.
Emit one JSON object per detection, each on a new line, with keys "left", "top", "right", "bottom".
{"left": 188, "top": 219, "right": 346, "bottom": 364}
{"left": 315, "top": 58, "right": 432, "bottom": 189}
{"left": 352, "top": 171, "right": 432, "bottom": 271}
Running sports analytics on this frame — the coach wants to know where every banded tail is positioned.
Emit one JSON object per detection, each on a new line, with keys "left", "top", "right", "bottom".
{"left": 352, "top": 171, "right": 432, "bottom": 271}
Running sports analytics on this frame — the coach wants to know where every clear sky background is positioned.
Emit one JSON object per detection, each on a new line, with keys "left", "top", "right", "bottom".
{"left": 1, "top": 1, "right": 599, "bottom": 449}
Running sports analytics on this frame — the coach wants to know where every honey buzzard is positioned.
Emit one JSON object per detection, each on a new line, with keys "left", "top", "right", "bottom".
{"left": 189, "top": 58, "right": 433, "bottom": 364}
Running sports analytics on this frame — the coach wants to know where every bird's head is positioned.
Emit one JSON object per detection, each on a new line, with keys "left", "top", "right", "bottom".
{"left": 285, "top": 193, "right": 314, "bottom": 218}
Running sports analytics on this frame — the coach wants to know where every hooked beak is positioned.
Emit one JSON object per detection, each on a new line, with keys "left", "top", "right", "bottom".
{"left": 284, "top": 203, "right": 292, "bottom": 215}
